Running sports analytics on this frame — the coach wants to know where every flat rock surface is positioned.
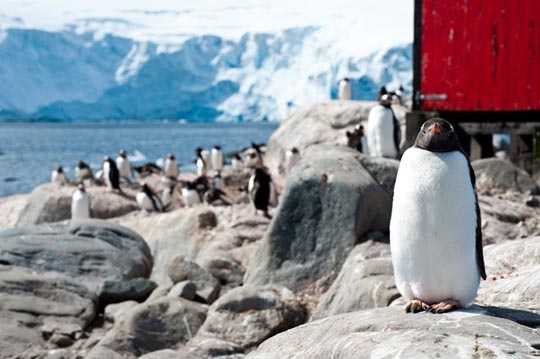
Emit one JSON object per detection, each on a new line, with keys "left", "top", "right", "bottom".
{"left": 473, "top": 158, "right": 540, "bottom": 195}
{"left": 0, "top": 219, "right": 152, "bottom": 289}
{"left": 246, "top": 307, "right": 540, "bottom": 358}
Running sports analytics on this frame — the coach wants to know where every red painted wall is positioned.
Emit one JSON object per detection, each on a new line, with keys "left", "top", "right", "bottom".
{"left": 420, "top": 0, "right": 540, "bottom": 112}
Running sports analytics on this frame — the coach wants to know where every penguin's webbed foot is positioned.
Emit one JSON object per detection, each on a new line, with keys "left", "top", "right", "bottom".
{"left": 405, "top": 299, "right": 430, "bottom": 313}
{"left": 427, "top": 299, "right": 460, "bottom": 314}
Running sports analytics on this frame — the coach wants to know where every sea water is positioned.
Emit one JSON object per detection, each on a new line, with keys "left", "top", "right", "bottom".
{"left": 0, "top": 121, "right": 278, "bottom": 198}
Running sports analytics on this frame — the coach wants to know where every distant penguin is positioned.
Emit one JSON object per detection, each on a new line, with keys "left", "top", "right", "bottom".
{"left": 231, "top": 154, "right": 243, "bottom": 172}
{"left": 377, "top": 86, "right": 388, "bottom": 101}
{"left": 51, "top": 166, "right": 67, "bottom": 185}
{"left": 248, "top": 168, "right": 271, "bottom": 218}
{"left": 71, "top": 184, "right": 90, "bottom": 219}
{"left": 161, "top": 184, "right": 175, "bottom": 208}
{"left": 367, "top": 94, "right": 401, "bottom": 158}
{"left": 211, "top": 146, "right": 224, "bottom": 172}
{"left": 285, "top": 147, "right": 300, "bottom": 174}
{"left": 164, "top": 153, "right": 179, "bottom": 179}
{"left": 116, "top": 149, "right": 132, "bottom": 180}
{"left": 393, "top": 85, "right": 405, "bottom": 105}
{"left": 390, "top": 118, "right": 486, "bottom": 314}
{"left": 346, "top": 125, "right": 368, "bottom": 153}
{"left": 337, "top": 77, "right": 352, "bottom": 100}
{"left": 245, "top": 142, "right": 263, "bottom": 167}
{"left": 195, "top": 148, "right": 208, "bottom": 176}
{"left": 136, "top": 183, "right": 164, "bottom": 212}
{"left": 75, "top": 160, "right": 93, "bottom": 183}
{"left": 214, "top": 172, "right": 223, "bottom": 190}
{"left": 103, "top": 156, "right": 120, "bottom": 191}
{"left": 182, "top": 181, "right": 202, "bottom": 207}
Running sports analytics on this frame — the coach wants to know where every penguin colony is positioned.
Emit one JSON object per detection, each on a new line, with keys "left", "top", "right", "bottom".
{"left": 52, "top": 142, "right": 275, "bottom": 219}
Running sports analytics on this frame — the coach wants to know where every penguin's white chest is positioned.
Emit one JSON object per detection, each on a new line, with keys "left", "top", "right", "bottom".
{"left": 367, "top": 105, "right": 397, "bottom": 158}
{"left": 338, "top": 82, "right": 352, "bottom": 100}
{"left": 136, "top": 192, "right": 156, "bottom": 211}
{"left": 71, "top": 191, "right": 90, "bottom": 219}
{"left": 117, "top": 157, "right": 131, "bottom": 178}
{"left": 211, "top": 150, "right": 224, "bottom": 171}
{"left": 182, "top": 189, "right": 201, "bottom": 207}
{"left": 285, "top": 152, "right": 300, "bottom": 173}
{"left": 390, "top": 148, "right": 479, "bottom": 306}
{"left": 164, "top": 159, "right": 179, "bottom": 178}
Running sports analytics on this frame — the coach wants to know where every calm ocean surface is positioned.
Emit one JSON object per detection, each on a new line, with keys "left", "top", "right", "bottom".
{"left": 0, "top": 121, "right": 278, "bottom": 198}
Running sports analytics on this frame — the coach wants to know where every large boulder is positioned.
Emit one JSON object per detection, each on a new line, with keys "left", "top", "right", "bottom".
{"left": 0, "top": 265, "right": 96, "bottom": 358}
{"left": 312, "top": 237, "right": 400, "bottom": 319}
{"left": 477, "top": 237, "right": 540, "bottom": 314}
{"left": 16, "top": 184, "right": 139, "bottom": 226}
{"left": 264, "top": 101, "right": 406, "bottom": 177}
{"left": 246, "top": 307, "right": 540, "bottom": 358}
{"left": 197, "top": 285, "right": 307, "bottom": 350}
{"left": 0, "top": 193, "right": 29, "bottom": 231}
{"left": 244, "top": 145, "right": 392, "bottom": 293}
{"left": 88, "top": 297, "right": 208, "bottom": 358}
{"left": 472, "top": 158, "right": 540, "bottom": 195}
{"left": 0, "top": 219, "right": 152, "bottom": 289}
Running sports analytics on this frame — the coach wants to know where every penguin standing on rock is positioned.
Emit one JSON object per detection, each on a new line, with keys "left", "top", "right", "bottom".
{"left": 71, "top": 184, "right": 90, "bottom": 219}
{"left": 116, "top": 150, "right": 132, "bottom": 182}
{"left": 285, "top": 147, "right": 300, "bottom": 174}
{"left": 390, "top": 118, "right": 486, "bottom": 314}
{"left": 103, "top": 157, "right": 120, "bottom": 191}
{"left": 248, "top": 168, "right": 271, "bottom": 218}
{"left": 164, "top": 153, "right": 179, "bottom": 179}
{"left": 231, "top": 153, "right": 243, "bottom": 172}
{"left": 195, "top": 148, "right": 208, "bottom": 177}
{"left": 136, "top": 183, "right": 164, "bottom": 212}
{"left": 367, "top": 94, "right": 401, "bottom": 159}
{"left": 182, "top": 181, "right": 202, "bottom": 207}
{"left": 337, "top": 77, "right": 352, "bottom": 100}
{"left": 161, "top": 184, "right": 176, "bottom": 209}
{"left": 75, "top": 161, "right": 93, "bottom": 183}
{"left": 211, "top": 146, "right": 224, "bottom": 172}
{"left": 51, "top": 166, "right": 67, "bottom": 185}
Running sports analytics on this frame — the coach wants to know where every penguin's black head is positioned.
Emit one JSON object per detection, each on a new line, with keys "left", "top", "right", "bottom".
{"left": 104, "top": 156, "right": 110, "bottom": 162}
{"left": 291, "top": 147, "right": 299, "bottom": 154}
{"left": 168, "top": 153, "right": 175, "bottom": 160}
{"left": 77, "top": 184, "right": 85, "bottom": 192}
{"left": 414, "top": 118, "right": 462, "bottom": 153}
{"left": 234, "top": 154, "right": 241, "bottom": 160}
{"left": 342, "top": 77, "right": 349, "bottom": 82}
{"left": 57, "top": 166, "right": 63, "bottom": 173}
{"left": 195, "top": 147, "right": 203, "bottom": 154}
{"left": 119, "top": 150, "right": 127, "bottom": 158}
{"left": 214, "top": 145, "right": 221, "bottom": 150}
{"left": 379, "top": 94, "right": 392, "bottom": 106}
{"left": 379, "top": 86, "right": 387, "bottom": 95}
{"left": 78, "top": 160, "right": 86, "bottom": 168}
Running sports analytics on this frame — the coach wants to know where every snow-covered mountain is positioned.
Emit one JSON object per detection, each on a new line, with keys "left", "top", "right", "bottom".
{"left": 0, "top": 1, "right": 413, "bottom": 122}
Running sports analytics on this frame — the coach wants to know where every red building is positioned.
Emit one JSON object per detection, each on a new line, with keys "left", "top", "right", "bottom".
{"left": 408, "top": 0, "right": 540, "bottom": 173}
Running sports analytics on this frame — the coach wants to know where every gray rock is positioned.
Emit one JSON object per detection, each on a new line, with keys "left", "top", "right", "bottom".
{"left": 472, "top": 158, "right": 540, "bottom": 194}
{"left": 89, "top": 297, "right": 207, "bottom": 358}
{"left": 104, "top": 300, "right": 138, "bottom": 323}
{"left": 198, "top": 285, "right": 306, "bottom": 350}
{"left": 50, "top": 333, "right": 74, "bottom": 348}
{"left": 187, "top": 336, "right": 244, "bottom": 358}
{"left": 0, "top": 265, "right": 96, "bottom": 357}
{"left": 198, "top": 257, "right": 245, "bottom": 287}
{"left": 16, "top": 183, "right": 139, "bottom": 226}
{"left": 138, "top": 349, "right": 202, "bottom": 359}
{"left": 477, "top": 237, "right": 540, "bottom": 314}
{"left": 246, "top": 307, "right": 540, "bottom": 358}
{"left": 0, "top": 219, "right": 152, "bottom": 289}
{"left": 168, "top": 256, "right": 221, "bottom": 304}
{"left": 358, "top": 156, "right": 400, "bottom": 196}
{"left": 168, "top": 281, "right": 197, "bottom": 301}
{"left": 244, "top": 145, "right": 392, "bottom": 292}
{"left": 313, "top": 239, "right": 400, "bottom": 319}
{"left": 99, "top": 278, "right": 157, "bottom": 306}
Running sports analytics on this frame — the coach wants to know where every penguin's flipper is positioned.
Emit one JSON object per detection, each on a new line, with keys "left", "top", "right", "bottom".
{"left": 468, "top": 161, "right": 487, "bottom": 280}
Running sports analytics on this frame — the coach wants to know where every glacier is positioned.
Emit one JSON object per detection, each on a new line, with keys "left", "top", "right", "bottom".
{"left": 0, "top": 26, "right": 412, "bottom": 122}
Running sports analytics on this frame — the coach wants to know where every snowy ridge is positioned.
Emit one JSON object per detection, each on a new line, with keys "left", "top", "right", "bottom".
{"left": 0, "top": 27, "right": 412, "bottom": 122}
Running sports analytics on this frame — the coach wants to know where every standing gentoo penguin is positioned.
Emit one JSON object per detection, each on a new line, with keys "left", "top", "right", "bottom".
{"left": 390, "top": 118, "right": 486, "bottom": 314}
{"left": 367, "top": 94, "right": 401, "bottom": 159}
{"left": 211, "top": 146, "right": 224, "bottom": 172}
{"left": 393, "top": 85, "right": 405, "bottom": 105}
{"left": 75, "top": 160, "right": 93, "bottom": 183}
{"left": 248, "top": 168, "right": 271, "bottom": 218}
{"left": 284, "top": 147, "right": 300, "bottom": 174}
{"left": 103, "top": 156, "right": 120, "bottom": 191}
{"left": 377, "top": 86, "right": 388, "bottom": 101}
{"left": 161, "top": 184, "right": 175, "bottom": 209}
{"left": 71, "top": 184, "right": 90, "bottom": 219}
{"left": 337, "top": 77, "right": 352, "bottom": 100}
{"left": 182, "top": 181, "right": 202, "bottom": 207}
{"left": 164, "top": 153, "right": 179, "bottom": 179}
{"left": 51, "top": 166, "right": 67, "bottom": 185}
{"left": 116, "top": 150, "right": 132, "bottom": 181}
{"left": 231, "top": 153, "right": 243, "bottom": 172}
{"left": 136, "top": 183, "right": 164, "bottom": 212}
{"left": 195, "top": 148, "right": 208, "bottom": 176}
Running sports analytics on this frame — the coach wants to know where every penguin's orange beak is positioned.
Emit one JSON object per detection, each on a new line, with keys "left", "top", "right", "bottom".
{"left": 429, "top": 125, "right": 442, "bottom": 134}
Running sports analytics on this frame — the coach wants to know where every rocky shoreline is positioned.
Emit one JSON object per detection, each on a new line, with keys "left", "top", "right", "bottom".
{"left": 1, "top": 101, "right": 540, "bottom": 358}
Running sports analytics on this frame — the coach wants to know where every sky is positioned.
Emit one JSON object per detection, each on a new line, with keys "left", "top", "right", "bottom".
{"left": 1, "top": 0, "right": 414, "bottom": 55}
